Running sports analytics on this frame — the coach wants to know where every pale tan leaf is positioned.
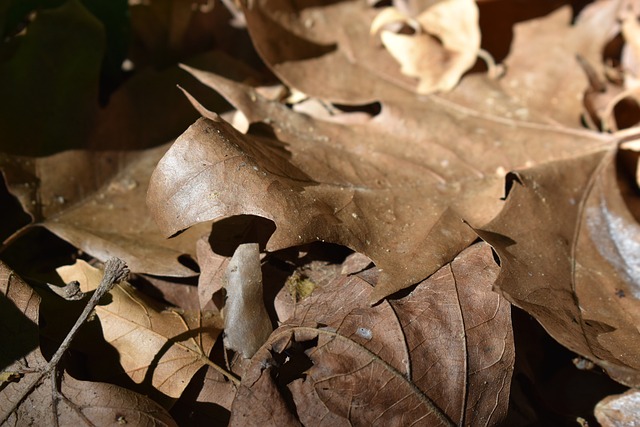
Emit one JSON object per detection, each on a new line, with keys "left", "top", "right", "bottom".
{"left": 57, "top": 260, "right": 224, "bottom": 399}
{"left": 0, "top": 262, "right": 177, "bottom": 426}
{"left": 373, "top": 0, "right": 480, "bottom": 93}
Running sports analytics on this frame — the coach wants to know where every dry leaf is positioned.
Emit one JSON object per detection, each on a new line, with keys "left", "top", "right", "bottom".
{"left": 502, "top": 3, "right": 621, "bottom": 127}
{"left": 0, "top": 144, "right": 209, "bottom": 277}
{"left": 57, "top": 260, "right": 224, "bottom": 399}
{"left": 196, "top": 235, "right": 230, "bottom": 309}
{"left": 477, "top": 147, "right": 640, "bottom": 386}
{"left": 223, "top": 243, "right": 273, "bottom": 358}
{"left": 229, "top": 243, "right": 514, "bottom": 426}
{"left": 240, "top": 0, "right": 423, "bottom": 103}
{"left": 595, "top": 389, "right": 640, "bottom": 427}
{"left": 147, "top": 66, "right": 613, "bottom": 302}
{"left": 0, "top": 261, "right": 177, "bottom": 426}
{"left": 371, "top": 0, "right": 480, "bottom": 93}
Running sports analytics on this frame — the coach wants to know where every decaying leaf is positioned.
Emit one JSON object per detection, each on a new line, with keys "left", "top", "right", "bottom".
{"left": 477, "top": 147, "right": 640, "bottom": 386}
{"left": 147, "top": 65, "right": 613, "bottom": 302}
{"left": 0, "top": 261, "right": 177, "bottom": 426}
{"left": 223, "top": 243, "right": 272, "bottom": 358}
{"left": 57, "top": 260, "right": 225, "bottom": 399}
{"left": 0, "top": 144, "right": 209, "bottom": 277}
{"left": 230, "top": 243, "right": 514, "bottom": 426}
{"left": 595, "top": 388, "right": 640, "bottom": 427}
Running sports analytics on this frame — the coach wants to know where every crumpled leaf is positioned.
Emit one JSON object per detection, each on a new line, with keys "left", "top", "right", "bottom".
{"left": 0, "top": 261, "right": 177, "bottom": 426}
{"left": 476, "top": 147, "right": 640, "bottom": 386}
{"left": 370, "top": 0, "right": 480, "bottom": 94}
{"left": 502, "top": 2, "right": 621, "bottom": 128}
{"left": 147, "top": 66, "right": 613, "bottom": 302}
{"left": 230, "top": 243, "right": 514, "bottom": 426}
{"left": 595, "top": 389, "right": 640, "bottom": 427}
{"left": 223, "top": 243, "right": 272, "bottom": 358}
{"left": 0, "top": 143, "right": 209, "bottom": 276}
{"left": 57, "top": 260, "right": 224, "bottom": 399}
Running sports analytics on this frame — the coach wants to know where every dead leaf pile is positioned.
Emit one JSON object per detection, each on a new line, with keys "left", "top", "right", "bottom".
{"left": 2, "top": 0, "right": 640, "bottom": 425}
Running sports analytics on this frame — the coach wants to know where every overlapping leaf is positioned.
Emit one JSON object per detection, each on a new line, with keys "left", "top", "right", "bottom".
{"left": 1, "top": 144, "right": 210, "bottom": 276}
{"left": 57, "top": 260, "right": 224, "bottom": 399}
{"left": 230, "top": 243, "right": 514, "bottom": 426}
{"left": 477, "top": 147, "right": 640, "bottom": 386}
{"left": 147, "top": 65, "right": 612, "bottom": 301}
{"left": 501, "top": 2, "right": 621, "bottom": 128}
{"left": 0, "top": 261, "right": 177, "bottom": 426}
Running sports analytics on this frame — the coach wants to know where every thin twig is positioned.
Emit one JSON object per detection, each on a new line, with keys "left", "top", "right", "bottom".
{"left": 0, "top": 258, "right": 129, "bottom": 425}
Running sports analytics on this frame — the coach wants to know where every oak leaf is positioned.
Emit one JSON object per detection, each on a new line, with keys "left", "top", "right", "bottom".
{"left": 477, "top": 147, "right": 640, "bottom": 386}
{"left": 147, "top": 66, "right": 612, "bottom": 302}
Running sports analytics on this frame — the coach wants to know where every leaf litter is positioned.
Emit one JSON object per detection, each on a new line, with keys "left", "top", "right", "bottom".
{"left": 2, "top": 0, "right": 640, "bottom": 424}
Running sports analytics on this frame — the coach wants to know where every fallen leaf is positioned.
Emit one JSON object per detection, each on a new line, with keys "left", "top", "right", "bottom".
{"left": 0, "top": 144, "right": 209, "bottom": 277}
{"left": 229, "top": 243, "right": 514, "bottom": 426}
{"left": 370, "top": 0, "right": 480, "bottom": 94}
{"left": 240, "top": 0, "right": 422, "bottom": 103}
{"left": 57, "top": 260, "right": 226, "bottom": 399}
{"left": 196, "top": 236, "right": 229, "bottom": 309}
{"left": 0, "top": 261, "right": 178, "bottom": 426}
{"left": 595, "top": 389, "right": 640, "bottom": 427}
{"left": 223, "top": 243, "right": 273, "bottom": 358}
{"left": 476, "top": 147, "right": 640, "bottom": 386}
{"left": 501, "top": 2, "right": 621, "bottom": 128}
{"left": 147, "top": 66, "right": 613, "bottom": 302}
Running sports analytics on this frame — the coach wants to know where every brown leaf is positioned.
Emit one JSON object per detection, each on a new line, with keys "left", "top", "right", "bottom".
{"left": 57, "top": 260, "right": 224, "bottom": 399}
{"left": 1, "top": 144, "right": 209, "bottom": 277}
{"left": 147, "top": 66, "right": 613, "bottom": 302}
{"left": 196, "top": 235, "right": 229, "bottom": 309}
{"left": 240, "top": 0, "right": 422, "bottom": 103}
{"left": 476, "top": 148, "right": 640, "bottom": 386}
{"left": 0, "top": 261, "right": 177, "bottom": 426}
{"left": 229, "top": 243, "right": 514, "bottom": 426}
{"left": 595, "top": 389, "right": 640, "bottom": 427}
{"left": 502, "top": 3, "right": 621, "bottom": 127}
